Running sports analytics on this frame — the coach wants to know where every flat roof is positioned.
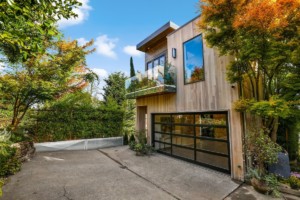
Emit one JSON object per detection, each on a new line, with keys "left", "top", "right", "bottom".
{"left": 136, "top": 21, "right": 179, "bottom": 52}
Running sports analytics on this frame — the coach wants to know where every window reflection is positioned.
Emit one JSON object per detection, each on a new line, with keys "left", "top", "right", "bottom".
{"left": 183, "top": 35, "right": 204, "bottom": 84}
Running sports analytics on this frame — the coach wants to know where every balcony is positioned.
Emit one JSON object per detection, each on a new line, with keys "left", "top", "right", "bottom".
{"left": 125, "top": 64, "right": 176, "bottom": 99}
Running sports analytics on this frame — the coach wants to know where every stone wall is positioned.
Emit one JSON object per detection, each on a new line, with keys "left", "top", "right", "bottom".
{"left": 11, "top": 141, "right": 35, "bottom": 162}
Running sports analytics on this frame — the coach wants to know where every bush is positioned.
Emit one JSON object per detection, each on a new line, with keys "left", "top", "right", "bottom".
{"left": 246, "top": 128, "right": 282, "bottom": 172}
{"left": 247, "top": 168, "right": 280, "bottom": 197}
{"left": 288, "top": 176, "right": 300, "bottom": 189}
{"left": 30, "top": 108, "right": 124, "bottom": 142}
{"left": 0, "top": 142, "right": 21, "bottom": 177}
{"left": 0, "top": 178, "right": 4, "bottom": 197}
{"left": 129, "top": 130, "right": 155, "bottom": 156}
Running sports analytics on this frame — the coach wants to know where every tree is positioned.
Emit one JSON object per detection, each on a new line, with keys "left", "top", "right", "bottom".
{"left": 198, "top": 0, "right": 300, "bottom": 142}
{"left": 102, "top": 72, "right": 126, "bottom": 106}
{"left": 0, "top": 40, "right": 95, "bottom": 130}
{"left": 0, "top": 0, "right": 81, "bottom": 62}
{"left": 130, "top": 57, "right": 136, "bottom": 77}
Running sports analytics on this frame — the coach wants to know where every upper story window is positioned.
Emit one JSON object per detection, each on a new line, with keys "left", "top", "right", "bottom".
{"left": 146, "top": 55, "right": 166, "bottom": 70}
{"left": 183, "top": 34, "right": 204, "bottom": 84}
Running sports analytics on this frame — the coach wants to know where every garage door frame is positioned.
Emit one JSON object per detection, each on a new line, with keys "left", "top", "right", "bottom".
{"left": 151, "top": 111, "right": 231, "bottom": 174}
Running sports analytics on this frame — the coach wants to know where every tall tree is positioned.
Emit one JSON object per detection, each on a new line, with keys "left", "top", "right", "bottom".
{"left": 102, "top": 72, "right": 126, "bottom": 106}
{"left": 0, "top": 40, "right": 95, "bottom": 130}
{"left": 0, "top": 0, "right": 81, "bottom": 62}
{"left": 198, "top": 0, "right": 300, "bottom": 141}
{"left": 130, "top": 57, "right": 136, "bottom": 77}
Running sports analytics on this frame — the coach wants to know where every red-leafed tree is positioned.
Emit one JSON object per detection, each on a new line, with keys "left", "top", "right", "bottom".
{"left": 198, "top": 0, "right": 300, "bottom": 140}
{"left": 198, "top": 0, "right": 300, "bottom": 176}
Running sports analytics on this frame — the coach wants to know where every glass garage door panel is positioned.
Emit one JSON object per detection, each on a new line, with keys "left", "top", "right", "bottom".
{"left": 196, "top": 139, "right": 228, "bottom": 155}
{"left": 172, "top": 114, "right": 194, "bottom": 124}
{"left": 154, "top": 115, "right": 172, "bottom": 123}
{"left": 154, "top": 124, "right": 172, "bottom": 133}
{"left": 172, "top": 136, "right": 194, "bottom": 148}
{"left": 196, "top": 151, "right": 229, "bottom": 170}
{"left": 173, "top": 125, "right": 194, "bottom": 136}
{"left": 172, "top": 146, "right": 194, "bottom": 160}
{"left": 154, "top": 133, "right": 171, "bottom": 143}
{"left": 195, "top": 127, "right": 227, "bottom": 140}
{"left": 154, "top": 143, "right": 171, "bottom": 154}
{"left": 152, "top": 112, "right": 230, "bottom": 174}
{"left": 195, "top": 113, "right": 227, "bottom": 126}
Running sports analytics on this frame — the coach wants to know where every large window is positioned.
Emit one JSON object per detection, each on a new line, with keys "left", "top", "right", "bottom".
{"left": 183, "top": 34, "right": 204, "bottom": 84}
{"left": 146, "top": 55, "right": 166, "bottom": 70}
{"left": 152, "top": 112, "right": 230, "bottom": 174}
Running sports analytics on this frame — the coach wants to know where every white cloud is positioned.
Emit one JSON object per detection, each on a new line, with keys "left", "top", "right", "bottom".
{"left": 77, "top": 37, "right": 89, "bottom": 46}
{"left": 57, "top": 0, "right": 92, "bottom": 28}
{"left": 89, "top": 68, "right": 109, "bottom": 100}
{"left": 123, "top": 45, "right": 143, "bottom": 57}
{"left": 94, "top": 35, "right": 118, "bottom": 59}
{"left": 91, "top": 68, "right": 108, "bottom": 79}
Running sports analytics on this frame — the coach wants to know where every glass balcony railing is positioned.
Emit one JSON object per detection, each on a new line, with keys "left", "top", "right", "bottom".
{"left": 125, "top": 64, "right": 176, "bottom": 99}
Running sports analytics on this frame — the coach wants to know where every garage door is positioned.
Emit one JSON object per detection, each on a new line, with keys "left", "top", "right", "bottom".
{"left": 152, "top": 112, "right": 230, "bottom": 174}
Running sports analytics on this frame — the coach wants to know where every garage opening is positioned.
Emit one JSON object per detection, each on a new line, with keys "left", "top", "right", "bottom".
{"left": 152, "top": 112, "right": 231, "bottom": 174}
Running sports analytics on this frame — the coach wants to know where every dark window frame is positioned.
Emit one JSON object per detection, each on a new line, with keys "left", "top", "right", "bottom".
{"left": 183, "top": 34, "right": 205, "bottom": 85}
{"left": 152, "top": 111, "right": 231, "bottom": 174}
{"left": 146, "top": 54, "right": 166, "bottom": 71}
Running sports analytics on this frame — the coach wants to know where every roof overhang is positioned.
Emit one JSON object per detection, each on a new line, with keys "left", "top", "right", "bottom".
{"left": 137, "top": 21, "right": 179, "bottom": 52}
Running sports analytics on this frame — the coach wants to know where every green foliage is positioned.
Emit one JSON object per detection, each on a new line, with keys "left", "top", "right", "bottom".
{"left": 263, "top": 173, "right": 280, "bottom": 197}
{"left": 130, "top": 130, "right": 154, "bottom": 156}
{"left": 0, "top": 178, "right": 4, "bottom": 197}
{"left": 0, "top": 40, "right": 95, "bottom": 130}
{"left": 234, "top": 97, "right": 291, "bottom": 119}
{"left": 288, "top": 176, "right": 300, "bottom": 189}
{"left": 246, "top": 129, "right": 282, "bottom": 170}
{"left": 247, "top": 168, "right": 280, "bottom": 197}
{"left": 0, "top": 129, "right": 11, "bottom": 142}
{"left": 199, "top": 0, "right": 300, "bottom": 144}
{"left": 103, "top": 72, "right": 126, "bottom": 106}
{"left": 0, "top": 0, "right": 81, "bottom": 62}
{"left": 27, "top": 92, "right": 124, "bottom": 142}
{"left": 0, "top": 142, "right": 21, "bottom": 177}
{"left": 123, "top": 99, "right": 136, "bottom": 140}
{"left": 130, "top": 57, "right": 136, "bottom": 77}
{"left": 249, "top": 97, "right": 291, "bottom": 119}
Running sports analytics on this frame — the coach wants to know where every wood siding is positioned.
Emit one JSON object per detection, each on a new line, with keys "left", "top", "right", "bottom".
{"left": 136, "top": 17, "right": 244, "bottom": 181}
{"left": 144, "top": 40, "right": 167, "bottom": 70}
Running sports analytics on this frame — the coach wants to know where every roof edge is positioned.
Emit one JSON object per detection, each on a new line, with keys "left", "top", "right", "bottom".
{"left": 137, "top": 21, "right": 179, "bottom": 51}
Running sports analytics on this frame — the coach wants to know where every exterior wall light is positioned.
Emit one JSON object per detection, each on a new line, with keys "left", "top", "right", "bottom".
{"left": 172, "top": 48, "right": 177, "bottom": 58}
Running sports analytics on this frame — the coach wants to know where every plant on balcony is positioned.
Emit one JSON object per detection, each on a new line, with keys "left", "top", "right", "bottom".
{"left": 164, "top": 64, "right": 176, "bottom": 85}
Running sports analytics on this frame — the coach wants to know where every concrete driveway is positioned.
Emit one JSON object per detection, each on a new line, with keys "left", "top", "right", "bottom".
{"left": 2, "top": 146, "right": 240, "bottom": 200}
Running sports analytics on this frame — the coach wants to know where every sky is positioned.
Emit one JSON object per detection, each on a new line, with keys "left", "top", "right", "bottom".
{"left": 57, "top": 0, "right": 200, "bottom": 95}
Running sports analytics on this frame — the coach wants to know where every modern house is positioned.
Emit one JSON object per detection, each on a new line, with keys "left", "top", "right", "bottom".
{"left": 125, "top": 16, "right": 244, "bottom": 181}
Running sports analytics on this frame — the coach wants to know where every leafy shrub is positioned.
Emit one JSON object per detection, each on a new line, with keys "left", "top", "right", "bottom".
{"left": 247, "top": 168, "right": 280, "bottom": 197}
{"left": 129, "top": 130, "right": 154, "bottom": 156}
{"left": 288, "top": 176, "right": 300, "bottom": 189}
{"left": 0, "top": 142, "right": 21, "bottom": 177}
{"left": 263, "top": 173, "right": 280, "bottom": 197}
{"left": 246, "top": 128, "right": 282, "bottom": 171}
{"left": 0, "top": 178, "right": 4, "bottom": 197}
{"left": 0, "top": 129, "right": 11, "bottom": 142}
{"left": 30, "top": 107, "right": 124, "bottom": 142}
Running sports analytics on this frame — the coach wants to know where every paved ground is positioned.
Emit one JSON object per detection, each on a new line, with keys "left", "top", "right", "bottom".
{"left": 2, "top": 146, "right": 298, "bottom": 200}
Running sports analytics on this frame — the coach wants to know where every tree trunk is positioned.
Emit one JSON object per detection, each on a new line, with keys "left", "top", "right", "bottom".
{"left": 270, "top": 117, "right": 279, "bottom": 142}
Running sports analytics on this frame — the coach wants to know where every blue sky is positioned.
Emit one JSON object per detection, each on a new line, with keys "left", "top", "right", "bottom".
{"left": 58, "top": 0, "right": 200, "bottom": 85}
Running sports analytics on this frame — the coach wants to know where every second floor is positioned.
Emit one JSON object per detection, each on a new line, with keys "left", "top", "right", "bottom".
{"left": 126, "top": 16, "right": 235, "bottom": 103}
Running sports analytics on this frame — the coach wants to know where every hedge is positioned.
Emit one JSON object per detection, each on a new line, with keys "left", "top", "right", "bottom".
{"left": 29, "top": 108, "right": 125, "bottom": 142}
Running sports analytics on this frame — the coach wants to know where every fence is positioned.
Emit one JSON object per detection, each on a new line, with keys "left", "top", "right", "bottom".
{"left": 35, "top": 137, "right": 124, "bottom": 152}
